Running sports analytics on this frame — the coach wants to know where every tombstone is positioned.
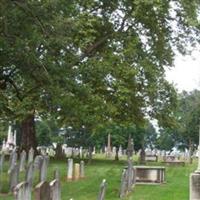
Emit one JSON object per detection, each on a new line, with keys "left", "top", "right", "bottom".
{"left": 28, "top": 148, "right": 34, "bottom": 164}
{"left": 40, "top": 158, "right": 47, "bottom": 182}
{"left": 50, "top": 179, "right": 61, "bottom": 200}
{"left": 26, "top": 162, "right": 34, "bottom": 189}
{"left": 119, "top": 169, "right": 128, "bottom": 198}
{"left": 19, "top": 150, "right": 27, "bottom": 172}
{"left": 67, "top": 158, "right": 73, "bottom": 180}
{"left": 8, "top": 150, "right": 17, "bottom": 174}
{"left": 0, "top": 153, "right": 5, "bottom": 172}
{"left": 97, "top": 179, "right": 107, "bottom": 200}
{"left": 35, "top": 181, "right": 50, "bottom": 200}
{"left": 9, "top": 163, "right": 19, "bottom": 192}
{"left": 34, "top": 155, "right": 43, "bottom": 170}
{"left": 0, "top": 153, "right": 5, "bottom": 191}
{"left": 127, "top": 159, "right": 134, "bottom": 191}
{"left": 54, "top": 168, "right": 60, "bottom": 180}
{"left": 13, "top": 181, "right": 30, "bottom": 200}
{"left": 190, "top": 125, "right": 200, "bottom": 200}
{"left": 80, "top": 161, "right": 85, "bottom": 178}
{"left": 74, "top": 163, "right": 80, "bottom": 180}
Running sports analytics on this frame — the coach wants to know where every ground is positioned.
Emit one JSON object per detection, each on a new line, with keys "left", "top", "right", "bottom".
{"left": 0, "top": 155, "right": 196, "bottom": 200}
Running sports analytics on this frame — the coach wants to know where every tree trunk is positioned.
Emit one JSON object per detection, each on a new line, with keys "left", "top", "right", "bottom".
{"left": 115, "top": 146, "right": 119, "bottom": 161}
{"left": 20, "top": 113, "right": 37, "bottom": 154}
{"left": 139, "top": 148, "right": 146, "bottom": 164}
{"left": 188, "top": 139, "right": 193, "bottom": 164}
{"left": 87, "top": 146, "right": 93, "bottom": 164}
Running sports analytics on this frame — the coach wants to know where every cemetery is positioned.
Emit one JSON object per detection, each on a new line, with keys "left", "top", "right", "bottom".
{"left": 1, "top": 1, "right": 200, "bottom": 200}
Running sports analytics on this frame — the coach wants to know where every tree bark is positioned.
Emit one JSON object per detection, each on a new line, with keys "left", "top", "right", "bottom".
{"left": 188, "top": 139, "right": 193, "bottom": 164}
{"left": 20, "top": 113, "right": 37, "bottom": 154}
{"left": 115, "top": 146, "right": 119, "bottom": 161}
{"left": 87, "top": 146, "right": 93, "bottom": 164}
{"left": 139, "top": 148, "right": 146, "bottom": 164}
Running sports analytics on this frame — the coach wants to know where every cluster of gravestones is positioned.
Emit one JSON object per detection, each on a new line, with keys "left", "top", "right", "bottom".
{"left": 67, "top": 159, "right": 85, "bottom": 181}
{"left": 0, "top": 148, "right": 60, "bottom": 200}
{"left": 14, "top": 169, "right": 60, "bottom": 200}
{"left": 119, "top": 160, "right": 135, "bottom": 199}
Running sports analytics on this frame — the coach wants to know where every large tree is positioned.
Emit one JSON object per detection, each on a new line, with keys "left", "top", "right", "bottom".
{"left": 0, "top": 0, "right": 200, "bottom": 152}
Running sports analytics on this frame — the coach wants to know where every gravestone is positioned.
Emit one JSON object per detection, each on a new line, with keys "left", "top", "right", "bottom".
{"left": 8, "top": 151, "right": 17, "bottom": 174}
{"left": 50, "top": 179, "right": 61, "bottom": 200}
{"left": 119, "top": 169, "right": 128, "bottom": 198}
{"left": 190, "top": 125, "right": 200, "bottom": 200}
{"left": 35, "top": 181, "right": 50, "bottom": 200}
{"left": 13, "top": 181, "right": 30, "bottom": 200}
{"left": 40, "top": 158, "right": 47, "bottom": 182}
{"left": 19, "top": 150, "right": 26, "bottom": 172}
{"left": 34, "top": 155, "right": 43, "bottom": 170}
{"left": 80, "top": 161, "right": 85, "bottom": 178}
{"left": 28, "top": 148, "right": 34, "bottom": 164}
{"left": 74, "top": 163, "right": 80, "bottom": 180}
{"left": 54, "top": 168, "right": 59, "bottom": 180}
{"left": 26, "top": 162, "right": 34, "bottom": 189}
{"left": 0, "top": 153, "right": 5, "bottom": 172}
{"left": 127, "top": 159, "right": 134, "bottom": 191}
{"left": 97, "top": 179, "right": 107, "bottom": 200}
{"left": 67, "top": 158, "right": 73, "bottom": 180}
{"left": 9, "top": 163, "right": 19, "bottom": 192}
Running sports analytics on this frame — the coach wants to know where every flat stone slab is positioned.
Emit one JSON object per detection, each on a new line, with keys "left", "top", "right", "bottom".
{"left": 134, "top": 166, "right": 165, "bottom": 184}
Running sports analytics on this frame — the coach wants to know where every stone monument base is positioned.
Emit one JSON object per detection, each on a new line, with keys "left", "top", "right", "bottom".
{"left": 190, "top": 172, "right": 200, "bottom": 200}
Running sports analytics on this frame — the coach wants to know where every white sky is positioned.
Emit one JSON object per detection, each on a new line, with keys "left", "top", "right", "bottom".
{"left": 165, "top": 51, "right": 200, "bottom": 92}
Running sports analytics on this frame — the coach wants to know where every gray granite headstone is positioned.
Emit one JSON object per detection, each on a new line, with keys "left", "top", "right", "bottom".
{"left": 35, "top": 181, "right": 50, "bottom": 200}
{"left": 119, "top": 169, "right": 128, "bottom": 198}
{"left": 28, "top": 148, "right": 34, "bottom": 164}
{"left": 8, "top": 151, "right": 17, "bottom": 174}
{"left": 97, "top": 179, "right": 107, "bottom": 200}
{"left": 26, "top": 162, "right": 34, "bottom": 189}
{"left": 40, "top": 158, "right": 47, "bottom": 182}
{"left": 13, "top": 181, "right": 30, "bottom": 200}
{"left": 19, "top": 150, "right": 26, "bottom": 172}
{"left": 9, "top": 163, "right": 19, "bottom": 192}
{"left": 80, "top": 160, "right": 85, "bottom": 178}
{"left": 190, "top": 173, "right": 200, "bottom": 200}
{"left": 50, "top": 179, "right": 61, "bottom": 200}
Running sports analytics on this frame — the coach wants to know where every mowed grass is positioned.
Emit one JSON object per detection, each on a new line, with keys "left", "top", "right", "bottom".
{"left": 0, "top": 155, "right": 197, "bottom": 200}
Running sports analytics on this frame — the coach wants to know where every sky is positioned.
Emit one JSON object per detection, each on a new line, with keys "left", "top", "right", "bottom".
{"left": 165, "top": 51, "right": 200, "bottom": 92}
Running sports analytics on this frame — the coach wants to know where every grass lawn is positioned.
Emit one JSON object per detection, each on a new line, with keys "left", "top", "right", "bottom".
{"left": 0, "top": 155, "right": 197, "bottom": 200}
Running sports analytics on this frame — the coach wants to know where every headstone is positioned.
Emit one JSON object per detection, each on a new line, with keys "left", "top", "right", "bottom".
{"left": 127, "top": 159, "right": 134, "bottom": 191}
{"left": 19, "top": 150, "right": 26, "bottom": 172}
{"left": 97, "top": 179, "right": 107, "bottom": 200}
{"left": 67, "top": 158, "right": 73, "bottom": 180}
{"left": 9, "top": 163, "right": 19, "bottom": 192}
{"left": 74, "top": 163, "right": 80, "bottom": 180}
{"left": 13, "top": 181, "right": 30, "bottom": 200}
{"left": 54, "top": 168, "right": 59, "bottom": 180}
{"left": 119, "top": 169, "right": 128, "bottom": 198}
{"left": 0, "top": 153, "right": 5, "bottom": 172}
{"left": 8, "top": 150, "right": 17, "bottom": 174}
{"left": 28, "top": 148, "right": 34, "bottom": 164}
{"left": 40, "top": 158, "right": 47, "bottom": 182}
{"left": 34, "top": 181, "right": 50, "bottom": 200}
{"left": 190, "top": 125, "right": 200, "bottom": 200}
{"left": 26, "top": 162, "right": 34, "bottom": 189}
{"left": 50, "top": 179, "right": 61, "bottom": 200}
{"left": 80, "top": 161, "right": 85, "bottom": 178}
{"left": 34, "top": 155, "right": 43, "bottom": 170}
